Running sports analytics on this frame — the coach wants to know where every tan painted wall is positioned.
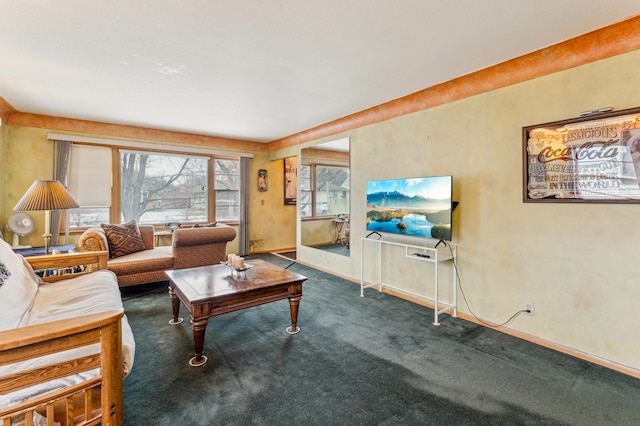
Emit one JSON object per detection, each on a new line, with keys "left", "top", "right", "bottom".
{"left": 298, "top": 49, "right": 640, "bottom": 373}
{"left": 0, "top": 122, "right": 6, "bottom": 234}
{"left": 301, "top": 218, "right": 335, "bottom": 247}
{"left": 2, "top": 127, "right": 55, "bottom": 244}
{"left": 248, "top": 156, "right": 296, "bottom": 253}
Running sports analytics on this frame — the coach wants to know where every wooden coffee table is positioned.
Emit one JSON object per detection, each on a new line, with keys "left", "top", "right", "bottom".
{"left": 166, "top": 259, "right": 307, "bottom": 367}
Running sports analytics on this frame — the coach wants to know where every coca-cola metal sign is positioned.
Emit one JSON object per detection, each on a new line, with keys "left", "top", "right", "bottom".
{"left": 523, "top": 107, "right": 640, "bottom": 203}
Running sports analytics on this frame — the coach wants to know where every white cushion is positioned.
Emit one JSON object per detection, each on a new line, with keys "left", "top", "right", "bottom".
{"left": 24, "top": 270, "right": 135, "bottom": 376}
{"left": 0, "top": 269, "right": 136, "bottom": 409}
{"left": 0, "top": 238, "right": 39, "bottom": 331}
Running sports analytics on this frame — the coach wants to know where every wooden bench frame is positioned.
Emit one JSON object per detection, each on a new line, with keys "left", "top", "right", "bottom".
{"left": 0, "top": 251, "right": 125, "bottom": 426}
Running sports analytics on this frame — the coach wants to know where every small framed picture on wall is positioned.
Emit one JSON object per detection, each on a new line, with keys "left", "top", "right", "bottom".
{"left": 523, "top": 106, "right": 640, "bottom": 203}
{"left": 258, "top": 169, "right": 268, "bottom": 192}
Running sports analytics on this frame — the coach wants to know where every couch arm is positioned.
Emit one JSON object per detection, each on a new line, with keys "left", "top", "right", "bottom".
{"left": 78, "top": 227, "right": 109, "bottom": 252}
{"left": 172, "top": 224, "right": 237, "bottom": 269}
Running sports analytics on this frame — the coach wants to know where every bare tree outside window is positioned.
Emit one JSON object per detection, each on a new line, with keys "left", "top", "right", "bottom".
{"left": 68, "top": 148, "right": 240, "bottom": 228}
{"left": 120, "top": 152, "right": 209, "bottom": 223}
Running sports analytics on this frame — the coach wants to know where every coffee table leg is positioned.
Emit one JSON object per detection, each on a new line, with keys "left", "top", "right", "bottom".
{"left": 168, "top": 284, "right": 184, "bottom": 325}
{"left": 286, "top": 295, "right": 301, "bottom": 334}
{"left": 189, "top": 319, "right": 209, "bottom": 367}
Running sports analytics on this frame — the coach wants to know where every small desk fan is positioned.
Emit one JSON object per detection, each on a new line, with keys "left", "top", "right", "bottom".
{"left": 8, "top": 212, "right": 35, "bottom": 248}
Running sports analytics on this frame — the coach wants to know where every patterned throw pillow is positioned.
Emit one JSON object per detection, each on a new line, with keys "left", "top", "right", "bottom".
{"left": 101, "top": 220, "right": 147, "bottom": 258}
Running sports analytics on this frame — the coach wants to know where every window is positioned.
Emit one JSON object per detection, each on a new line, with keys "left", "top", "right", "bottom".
{"left": 68, "top": 145, "right": 112, "bottom": 228}
{"left": 214, "top": 158, "right": 240, "bottom": 221}
{"left": 316, "top": 165, "right": 349, "bottom": 216}
{"left": 299, "top": 164, "right": 312, "bottom": 217}
{"left": 121, "top": 151, "right": 209, "bottom": 224}
{"left": 67, "top": 143, "right": 242, "bottom": 229}
{"left": 300, "top": 163, "right": 349, "bottom": 217}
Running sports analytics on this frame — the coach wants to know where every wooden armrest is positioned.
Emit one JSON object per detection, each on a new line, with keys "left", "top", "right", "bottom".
{"left": 0, "top": 309, "right": 123, "bottom": 354}
{"left": 26, "top": 251, "right": 108, "bottom": 271}
{"left": 0, "top": 310, "right": 124, "bottom": 423}
{"left": 25, "top": 251, "right": 109, "bottom": 283}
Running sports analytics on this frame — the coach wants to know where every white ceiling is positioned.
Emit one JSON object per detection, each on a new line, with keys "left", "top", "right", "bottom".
{"left": 1, "top": 1, "right": 638, "bottom": 143}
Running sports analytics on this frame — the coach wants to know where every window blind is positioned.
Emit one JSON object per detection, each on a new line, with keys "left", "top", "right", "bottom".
{"left": 69, "top": 144, "right": 112, "bottom": 207}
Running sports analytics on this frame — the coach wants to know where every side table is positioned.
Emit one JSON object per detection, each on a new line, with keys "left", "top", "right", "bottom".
{"left": 332, "top": 219, "right": 348, "bottom": 244}
{"left": 154, "top": 231, "right": 172, "bottom": 246}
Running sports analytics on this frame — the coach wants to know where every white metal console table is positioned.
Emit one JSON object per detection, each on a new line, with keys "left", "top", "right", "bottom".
{"left": 360, "top": 237, "right": 457, "bottom": 325}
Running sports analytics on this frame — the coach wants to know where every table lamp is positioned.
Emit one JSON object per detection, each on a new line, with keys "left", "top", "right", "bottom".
{"left": 14, "top": 180, "right": 79, "bottom": 255}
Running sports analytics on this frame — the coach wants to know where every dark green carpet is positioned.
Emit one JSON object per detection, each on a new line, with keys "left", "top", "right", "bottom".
{"left": 310, "top": 243, "right": 350, "bottom": 257}
{"left": 121, "top": 254, "right": 640, "bottom": 425}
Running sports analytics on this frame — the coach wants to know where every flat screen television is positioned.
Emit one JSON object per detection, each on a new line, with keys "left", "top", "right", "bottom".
{"left": 366, "top": 175, "right": 454, "bottom": 241}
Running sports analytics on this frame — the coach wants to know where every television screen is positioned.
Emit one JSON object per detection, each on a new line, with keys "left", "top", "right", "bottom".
{"left": 366, "top": 176, "right": 453, "bottom": 241}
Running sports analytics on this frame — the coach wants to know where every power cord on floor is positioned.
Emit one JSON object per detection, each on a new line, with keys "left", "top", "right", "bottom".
{"left": 442, "top": 241, "right": 528, "bottom": 328}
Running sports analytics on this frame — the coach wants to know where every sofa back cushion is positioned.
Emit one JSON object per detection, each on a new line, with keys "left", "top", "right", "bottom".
{"left": 101, "top": 220, "right": 147, "bottom": 258}
{"left": 0, "top": 238, "right": 39, "bottom": 331}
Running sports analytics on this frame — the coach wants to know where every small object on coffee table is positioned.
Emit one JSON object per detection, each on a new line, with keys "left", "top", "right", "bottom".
{"left": 221, "top": 260, "right": 253, "bottom": 272}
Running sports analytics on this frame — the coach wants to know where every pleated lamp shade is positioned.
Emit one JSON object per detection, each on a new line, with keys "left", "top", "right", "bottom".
{"left": 14, "top": 180, "right": 79, "bottom": 211}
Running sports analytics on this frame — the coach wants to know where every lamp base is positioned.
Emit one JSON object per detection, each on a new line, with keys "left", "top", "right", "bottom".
{"left": 43, "top": 233, "right": 52, "bottom": 255}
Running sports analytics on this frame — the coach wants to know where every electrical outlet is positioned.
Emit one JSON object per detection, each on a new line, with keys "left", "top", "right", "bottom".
{"left": 524, "top": 302, "right": 534, "bottom": 316}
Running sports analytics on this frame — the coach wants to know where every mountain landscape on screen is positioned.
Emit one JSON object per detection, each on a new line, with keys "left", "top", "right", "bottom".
{"left": 366, "top": 176, "right": 453, "bottom": 241}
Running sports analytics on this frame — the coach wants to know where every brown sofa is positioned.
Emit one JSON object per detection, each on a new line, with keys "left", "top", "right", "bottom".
{"left": 78, "top": 224, "right": 236, "bottom": 287}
